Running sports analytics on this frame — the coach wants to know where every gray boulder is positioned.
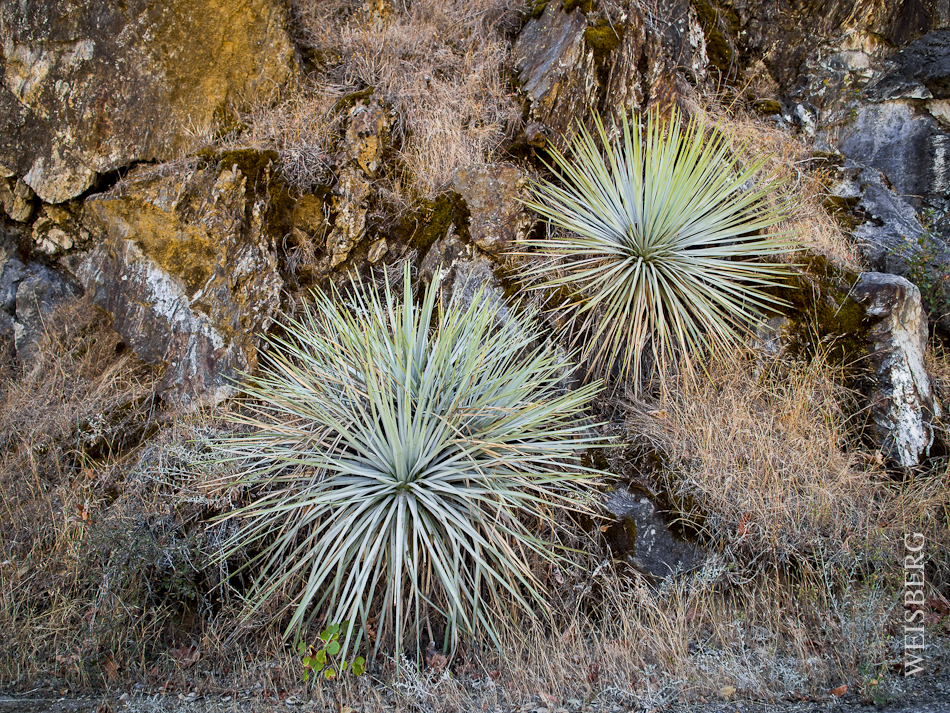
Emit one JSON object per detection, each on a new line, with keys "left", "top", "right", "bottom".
{"left": 0, "top": 233, "right": 82, "bottom": 366}
{"left": 853, "top": 272, "right": 941, "bottom": 467}
{"left": 603, "top": 487, "right": 702, "bottom": 580}
{"left": 838, "top": 102, "right": 950, "bottom": 215}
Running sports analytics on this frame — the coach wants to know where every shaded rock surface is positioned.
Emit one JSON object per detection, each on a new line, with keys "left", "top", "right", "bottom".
{"left": 0, "top": 229, "right": 81, "bottom": 365}
{"left": 603, "top": 487, "right": 702, "bottom": 580}
{"left": 512, "top": 1, "right": 693, "bottom": 137}
{"left": 512, "top": 2, "right": 596, "bottom": 138}
{"left": 78, "top": 160, "right": 282, "bottom": 406}
{"left": 837, "top": 102, "right": 950, "bottom": 238}
{"left": 0, "top": 0, "right": 297, "bottom": 203}
{"left": 823, "top": 160, "right": 950, "bottom": 332}
{"left": 852, "top": 272, "right": 941, "bottom": 467}
{"left": 451, "top": 163, "right": 529, "bottom": 256}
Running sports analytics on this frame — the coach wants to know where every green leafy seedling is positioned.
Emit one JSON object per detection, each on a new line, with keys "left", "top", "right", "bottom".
{"left": 297, "top": 621, "right": 365, "bottom": 683}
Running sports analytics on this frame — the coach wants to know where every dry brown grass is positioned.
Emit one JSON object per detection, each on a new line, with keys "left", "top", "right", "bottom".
{"left": 267, "top": 558, "right": 907, "bottom": 710}
{"left": 688, "top": 98, "right": 866, "bottom": 273}
{"left": 2, "top": 332, "right": 946, "bottom": 705}
{"left": 624, "top": 351, "right": 949, "bottom": 577}
{"left": 0, "top": 300, "right": 163, "bottom": 687}
{"left": 291, "top": 0, "right": 525, "bottom": 198}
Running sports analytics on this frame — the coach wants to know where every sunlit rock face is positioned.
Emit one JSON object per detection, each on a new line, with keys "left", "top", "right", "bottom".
{"left": 79, "top": 161, "right": 282, "bottom": 406}
{"left": 0, "top": 0, "right": 297, "bottom": 203}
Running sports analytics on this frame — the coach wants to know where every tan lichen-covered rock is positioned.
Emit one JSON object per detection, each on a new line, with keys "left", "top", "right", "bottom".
{"left": 78, "top": 161, "right": 282, "bottom": 406}
{"left": 326, "top": 167, "right": 370, "bottom": 269}
{"left": 852, "top": 272, "right": 941, "bottom": 467}
{"left": 367, "top": 238, "right": 389, "bottom": 264}
{"left": 451, "top": 163, "right": 530, "bottom": 256}
{"left": 0, "top": 0, "right": 297, "bottom": 204}
{"left": 345, "top": 101, "right": 390, "bottom": 178}
{"left": 0, "top": 177, "right": 34, "bottom": 222}
{"left": 31, "top": 202, "right": 91, "bottom": 256}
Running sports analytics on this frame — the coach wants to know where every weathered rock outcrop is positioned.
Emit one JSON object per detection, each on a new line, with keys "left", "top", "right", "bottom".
{"left": 0, "top": 0, "right": 297, "bottom": 204}
{"left": 451, "top": 163, "right": 529, "bottom": 256}
{"left": 693, "top": 0, "right": 950, "bottom": 333}
{"left": 604, "top": 487, "right": 702, "bottom": 580}
{"left": 78, "top": 159, "right": 282, "bottom": 405}
{"left": 512, "top": 1, "right": 699, "bottom": 138}
{"left": 512, "top": 4, "right": 596, "bottom": 138}
{"left": 821, "top": 157, "right": 950, "bottom": 332}
{"left": 852, "top": 272, "right": 941, "bottom": 467}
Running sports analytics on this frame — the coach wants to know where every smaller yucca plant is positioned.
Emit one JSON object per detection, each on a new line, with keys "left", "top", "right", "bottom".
{"left": 518, "top": 108, "right": 799, "bottom": 384}
{"left": 209, "top": 265, "right": 602, "bottom": 663}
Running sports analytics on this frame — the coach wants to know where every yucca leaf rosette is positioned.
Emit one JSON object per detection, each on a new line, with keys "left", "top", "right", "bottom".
{"left": 519, "top": 109, "right": 799, "bottom": 383}
{"left": 210, "top": 265, "right": 603, "bottom": 662}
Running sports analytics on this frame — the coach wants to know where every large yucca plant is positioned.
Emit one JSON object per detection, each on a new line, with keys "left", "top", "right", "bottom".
{"left": 518, "top": 108, "right": 799, "bottom": 384}
{"left": 210, "top": 265, "right": 602, "bottom": 662}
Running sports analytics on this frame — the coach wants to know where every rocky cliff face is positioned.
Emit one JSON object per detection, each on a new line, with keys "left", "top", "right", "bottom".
{"left": 0, "top": 0, "right": 297, "bottom": 203}
{"left": 0, "top": 0, "right": 946, "bottom": 461}
{"left": 79, "top": 158, "right": 283, "bottom": 405}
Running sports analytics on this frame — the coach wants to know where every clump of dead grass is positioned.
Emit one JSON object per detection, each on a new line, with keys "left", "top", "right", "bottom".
{"left": 292, "top": 0, "right": 525, "bottom": 198}
{"left": 627, "top": 351, "right": 949, "bottom": 576}
{"left": 688, "top": 98, "right": 865, "bottom": 273}
{"left": 0, "top": 299, "right": 160, "bottom": 494}
{"left": 0, "top": 300, "right": 164, "bottom": 687}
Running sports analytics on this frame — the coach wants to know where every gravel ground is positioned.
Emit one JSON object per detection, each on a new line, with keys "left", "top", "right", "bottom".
{"left": 3, "top": 664, "right": 949, "bottom": 713}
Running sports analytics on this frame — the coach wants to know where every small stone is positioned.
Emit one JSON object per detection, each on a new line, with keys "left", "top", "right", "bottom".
{"left": 346, "top": 101, "right": 389, "bottom": 177}
{"left": 368, "top": 238, "right": 389, "bottom": 264}
{"left": 0, "top": 177, "right": 34, "bottom": 222}
{"left": 451, "top": 163, "right": 530, "bottom": 256}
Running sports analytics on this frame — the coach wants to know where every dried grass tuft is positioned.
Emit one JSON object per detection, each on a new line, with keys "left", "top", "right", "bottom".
{"left": 292, "top": 0, "right": 525, "bottom": 198}
{"left": 687, "top": 99, "right": 865, "bottom": 273}
{"left": 0, "top": 300, "right": 163, "bottom": 687}
{"left": 627, "top": 351, "right": 948, "bottom": 575}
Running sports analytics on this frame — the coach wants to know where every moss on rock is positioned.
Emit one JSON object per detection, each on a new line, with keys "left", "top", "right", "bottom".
{"left": 584, "top": 19, "right": 623, "bottom": 64}
{"left": 563, "top": 0, "right": 596, "bottom": 13}
{"left": 213, "top": 148, "right": 295, "bottom": 241}
{"left": 770, "top": 252, "right": 869, "bottom": 366}
{"left": 397, "top": 192, "right": 471, "bottom": 257}
{"left": 529, "top": 0, "right": 550, "bottom": 19}
{"left": 692, "top": 0, "right": 741, "bottom": 77}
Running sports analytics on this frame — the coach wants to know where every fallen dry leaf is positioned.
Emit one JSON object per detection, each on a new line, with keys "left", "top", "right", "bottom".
{"left": 101, "top": 656, "right": 119, "bottom": 683}
{"left": 168, "top": 644, "right": 200, "bottom": 668}
{"left": 830, "top": 684, "right": 847, "bottom": 697}
{"left": 720, "top": 685, "right": 736, "bottom": 698}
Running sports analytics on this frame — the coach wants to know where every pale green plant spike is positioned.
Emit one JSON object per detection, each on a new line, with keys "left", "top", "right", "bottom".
{"left": 517, "top": 107, "right": 800, "bottom": 386}
{"left": 207, "top": 263, "right": 604, "bottom": 665}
